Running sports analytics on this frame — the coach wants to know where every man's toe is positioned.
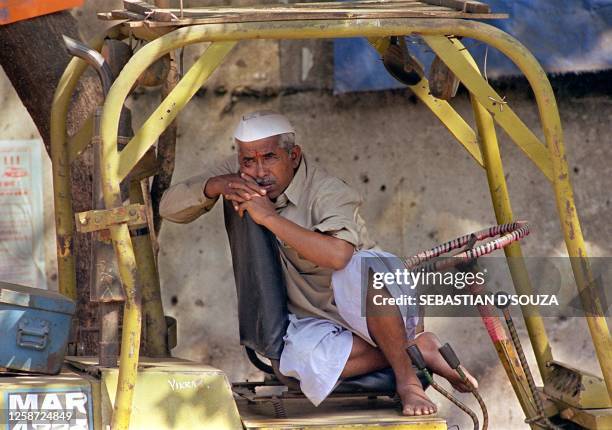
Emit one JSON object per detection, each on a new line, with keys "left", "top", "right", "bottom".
{"left": 403, "top": 406, "right": 415, "bottom": 416}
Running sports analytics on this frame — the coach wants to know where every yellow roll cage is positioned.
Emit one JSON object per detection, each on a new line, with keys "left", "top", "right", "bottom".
{"left": 50, "top": 3, "right": 611, "bottom": 429}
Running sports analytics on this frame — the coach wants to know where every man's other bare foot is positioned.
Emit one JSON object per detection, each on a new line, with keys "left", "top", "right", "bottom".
{"left": 447, "top": 365, "right": 479, "bottom": 392}
{"left": 397, "top": 383, "right": 437, "bottom": 416}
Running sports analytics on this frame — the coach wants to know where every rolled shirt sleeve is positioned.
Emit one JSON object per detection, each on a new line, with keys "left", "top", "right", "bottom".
{"left": 159, "top": 155, "right": 239, "bottom": 223}
{"left": 311, "top": 177, "right": 365, "bottom": 248}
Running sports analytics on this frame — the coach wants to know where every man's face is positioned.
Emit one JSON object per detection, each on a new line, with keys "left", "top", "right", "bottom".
{"left": 237, "top": 135, "right": 301, "bottom": 199}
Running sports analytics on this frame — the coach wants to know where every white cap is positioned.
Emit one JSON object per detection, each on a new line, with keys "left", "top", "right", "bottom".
{"left": 233, "top": 110, "right": 295, "bottom": 142}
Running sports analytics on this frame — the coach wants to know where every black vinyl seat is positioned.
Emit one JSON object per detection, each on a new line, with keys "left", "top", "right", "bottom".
{"left": 223, "top": 199, "right": 429, "bottom": 395}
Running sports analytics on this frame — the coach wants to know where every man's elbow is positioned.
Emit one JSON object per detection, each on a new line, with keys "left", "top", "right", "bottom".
{"left": 159, "top": 206, "right": 202, "bottom": 224}
{"left": 330, "top": 244, "right": 354, "bottom": 271}
{"left": 160, "top": 213, "right": 190, "bottom": 224}
{"left": 158, "top": 201, "right": 180, "bottom": 223}
{"left": 159, "top": 198, "right": 193, "bottom": 224}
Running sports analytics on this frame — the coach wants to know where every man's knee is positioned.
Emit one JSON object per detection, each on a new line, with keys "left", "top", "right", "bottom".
{"left": 414, "top": 331, "right": 441, "bottom": 349}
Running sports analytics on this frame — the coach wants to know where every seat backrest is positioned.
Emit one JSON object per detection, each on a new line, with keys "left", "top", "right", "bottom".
{"left": 223, "top": 198, "right": 289, "bottom": 360}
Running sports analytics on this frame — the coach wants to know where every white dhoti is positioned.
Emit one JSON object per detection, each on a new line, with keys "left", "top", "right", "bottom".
{"left": 279, "top": 250, "right": 420, "bottom": 406}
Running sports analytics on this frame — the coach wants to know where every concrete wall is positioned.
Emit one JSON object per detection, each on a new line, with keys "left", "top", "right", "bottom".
{"left": 0, "top": 1, "right": 610, "bottom": 428}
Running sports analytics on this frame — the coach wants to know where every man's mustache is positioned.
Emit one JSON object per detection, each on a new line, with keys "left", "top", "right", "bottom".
{"left": 255, "top": 178, "right": 275, "bottom": 186}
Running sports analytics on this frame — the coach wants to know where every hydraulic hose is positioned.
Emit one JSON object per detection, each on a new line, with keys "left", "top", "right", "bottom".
{"left": 495, "top": 295, "right": 562, "bottom": 430}
{"left": 439, "top": 343, "right": 488, "bottom": 430}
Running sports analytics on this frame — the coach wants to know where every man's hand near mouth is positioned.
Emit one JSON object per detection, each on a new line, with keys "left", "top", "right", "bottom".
{"left": 204, "top": 172, "right": 267, "bottom": 209}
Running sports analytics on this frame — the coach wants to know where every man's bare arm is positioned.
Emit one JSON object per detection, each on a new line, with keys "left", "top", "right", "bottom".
{"left": 266, "top": 214, "right": 354, "bottom": 271}
{"left": 159, "top": 155, "right": 242, "bottom": 223}
{"left": 237, "top": 196, "right": 354, "bottom": 271}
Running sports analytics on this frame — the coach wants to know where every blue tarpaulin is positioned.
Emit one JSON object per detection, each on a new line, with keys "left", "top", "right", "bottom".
{"left": 333, "top": 0, "right": 612, "bottom": 93}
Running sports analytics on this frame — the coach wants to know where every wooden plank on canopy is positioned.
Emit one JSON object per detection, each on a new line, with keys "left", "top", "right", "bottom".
{"left": 420, "top": 0, "right": 491, "bottom": 13}
{"left": 103, "top": 0, "right": 506, "bottom": 26}
{"left": 142, "top": 10, "right": 507, "bottom": 27}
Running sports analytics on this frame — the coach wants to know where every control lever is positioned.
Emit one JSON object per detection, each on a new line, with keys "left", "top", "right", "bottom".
{"left": 438, "top": 343, "right": 461, "bottom": 369}
{"left": 406, "top": 344, "right": 427, "bottom": 370}
{"left": 406, "top": 345, "right": 479, "bottom": 430}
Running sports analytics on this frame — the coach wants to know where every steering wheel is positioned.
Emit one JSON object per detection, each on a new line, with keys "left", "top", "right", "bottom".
{"left": 404, "top": 221, "right": 529, "bottom": 271}
{"left": 403, "top": 221, "right": 530, "bottom": 345}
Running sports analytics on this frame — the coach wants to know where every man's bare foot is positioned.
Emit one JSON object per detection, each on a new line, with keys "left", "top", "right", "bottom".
{"left": 446, "top": 365, "right": 479, "bottom": 392}
{"left": 397, "top": 383, "right": 437, "bottom": 416}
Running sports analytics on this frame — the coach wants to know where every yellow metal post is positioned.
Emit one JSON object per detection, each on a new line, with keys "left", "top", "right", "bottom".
{"left": 407, "top": 77, "right": 483, "bottom": 167}
{"left": 470, "top": 99, "right": 552, "bottom": 424}
{"left": 105, "top": 223, "right": 140, "bottom": 430}
{"left": 50, "top": 28, "right": 121, "bottom": 299}
{"left": 441, "top": 39, "right": 555, "bottom": 381}
{"left": 470, "top": 97, "right": 554, "bottom": 378}
{"left": 128, "top": 179, "right": 168, "bottom": 357}
{"left": 100, "top": 41, "right": 236, "bottom": 429}
{"left": 51, "top": 47, "right": 98, "bottom": 300}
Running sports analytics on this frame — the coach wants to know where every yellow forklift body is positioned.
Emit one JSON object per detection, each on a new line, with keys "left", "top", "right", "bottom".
{"left": 238, "top": 397, "right": 447, "bottom": 429}
{"left": 66, "top": 356, "right": 243, "bottom": 430}
{"left": 43, "top": 1, "right": 612, "bottom": 429}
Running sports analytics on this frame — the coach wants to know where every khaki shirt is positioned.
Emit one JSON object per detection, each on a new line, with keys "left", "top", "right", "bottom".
{"left": 159, "top": 154, "right": 376, "bottom": 327}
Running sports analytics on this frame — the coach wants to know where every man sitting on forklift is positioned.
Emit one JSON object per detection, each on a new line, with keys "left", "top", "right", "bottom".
{"left": 160, "top": 110, "right": 478, "bottom": 416}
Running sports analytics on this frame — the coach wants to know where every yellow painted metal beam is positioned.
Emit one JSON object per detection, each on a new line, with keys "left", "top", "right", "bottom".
{"left": 117, "top": 42, "right": 237, "bottom": 181}
{"left": 422, "top": 35, "right": 553, "bottom": 182}
{"left": 106, "top": 220, "right": 141, "bottom": 430}
{"left": 368, "top": 37, "right": 483, "bottom": 167}
{"left": 407, "top": 78, "right": 483, "bottom": 167}
{"left": 68, "top": 113, "right": 94, "bottom": 163}
{"left": 470, "top": 97, "right": 554, "bottom": 423}
{"left": 459, "top": 42, "right": 553, "bottom": 382}
{"left": 471, "top": 96, "right": 553, "bottom": 381}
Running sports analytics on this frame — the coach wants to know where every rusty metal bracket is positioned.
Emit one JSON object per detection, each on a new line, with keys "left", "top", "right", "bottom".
{"left": 75, "top": 203, "right": 148, "bottom": 233}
